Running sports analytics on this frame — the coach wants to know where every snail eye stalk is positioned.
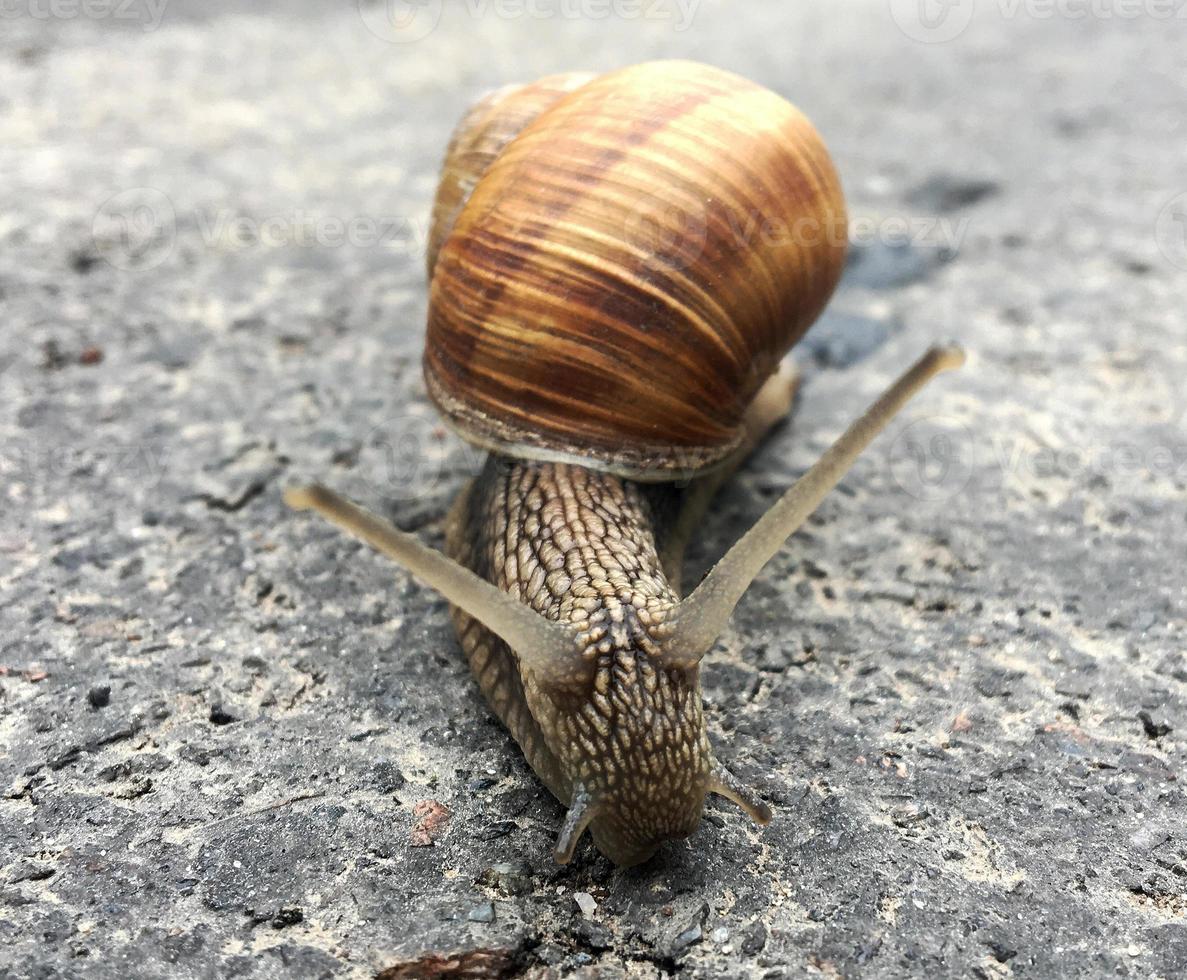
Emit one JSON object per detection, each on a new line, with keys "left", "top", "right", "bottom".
{"left": 284, "top": 485, "right": 580, "bottom": 686}
{"left": 670, "top": 344, "right": 966, "bottom": 663}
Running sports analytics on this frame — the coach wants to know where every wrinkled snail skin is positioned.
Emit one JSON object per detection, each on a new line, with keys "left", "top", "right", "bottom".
{"left": 284, "top": 60, "right": 966, "bottom": 867}
{"left": 445, "top": 456, "right": 710, "bottom": 867}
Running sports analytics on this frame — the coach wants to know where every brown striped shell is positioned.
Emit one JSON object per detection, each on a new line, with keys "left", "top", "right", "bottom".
{"left": 426, "top": 71, "right": 596, "bottom": 277}
{"left": 424, "top": 60, "right": 848, "bottom": 480}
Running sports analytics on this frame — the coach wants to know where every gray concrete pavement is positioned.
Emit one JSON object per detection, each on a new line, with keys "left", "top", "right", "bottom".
{"left": 1, "top": 1, "right": 1185, "bottom": 977}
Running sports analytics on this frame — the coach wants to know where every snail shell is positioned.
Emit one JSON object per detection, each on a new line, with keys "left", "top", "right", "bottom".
{"left": 426, "top": 71, "right": 596, "bottom": 276}
{"left": 424, "top": 60, "right": 848, "bottom": 479}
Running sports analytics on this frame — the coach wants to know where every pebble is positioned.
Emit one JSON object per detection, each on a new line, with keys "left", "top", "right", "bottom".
{"left": 208, "top": 705, "right": 236, "bottom": 726}
{"left": 467, "top": 902, "right": 495, "bottom": 923}
{"left": 574, "top": 892, "right": 597, "bottom": 917}
{"left": 477, "top": 862, "right": 532, "bottom": 897}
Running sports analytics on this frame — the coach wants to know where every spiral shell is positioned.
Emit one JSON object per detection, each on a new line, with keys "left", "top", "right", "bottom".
{"left": 426, "top": 71, "right": 595, "bottom": 276}
{"left": 424, "top": 60, "right": 848, "bottom": 479}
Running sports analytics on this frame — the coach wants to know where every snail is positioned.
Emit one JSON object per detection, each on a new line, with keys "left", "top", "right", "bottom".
{"left": 285, "top": 61, "right": 964, "bottom": 867}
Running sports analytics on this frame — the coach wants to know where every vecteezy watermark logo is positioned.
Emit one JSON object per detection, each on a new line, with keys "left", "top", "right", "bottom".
{"left": 888, "top": 0, "right": 977, "bottom": 42}
{"left": 888, "top": 415, "right": 976, "bottom": 501}
{"left": 891, "top": 0, "right": 1187, "bottom": 40}
{"left": 91, "top": 194, "right": 433, "bottom": 270}
{"left": 357, "top": 0, "right": 443, "bottom": 43}
{"left": 359, "top": 0, "right": 700, "bottom": 41}
{"left": 92, "top": 188, "right": 176, "bottom": 271}
{"left": 5, "top": 440, "right": 171, "bottom": 489}
{"left": 0, "top": 0, "right": 170, "bottom": 31}
{"left": 1155, "top": 192, "right": 1187, "bottom": 271}
{"left": 194, "top": 209, "right": 428, "bottom": 254}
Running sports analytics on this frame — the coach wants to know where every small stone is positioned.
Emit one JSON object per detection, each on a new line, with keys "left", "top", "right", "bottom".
{"left": 409, "top": 799, "right": 451, "bottom": 846}
{"left": 208, "top": 705, "right": 235, "bottom": 726}
{"left": 574, "top": 891, "right": 597, "bottom": 917}
{"left": 472, "top": 819, "right": 518, "bottom": 841}
{"left": 467, "top": 902, "right": 495, "bottom": 923}
{"left": 987, "top": 939, "right": 1017, "bottom": 963}
{"left": 478, "top": 862, "right": 532, "bottom": 897}
{"left": 271, "top": 907, "right": 303, "bottom": 928}
{"left": 575, "top": 920, "right": 612, "bottom": 950}
{"left": 892, "top": 805, "right": 928, "bottom": 827}
{"left": 710, "top": 926, "right": 730, "bottom": 944}
{"left": 49, "top": 746, "right": 82, "bottom": 770}
{"left": 8, "top": 861, "right": 54, "bottom": 883}
{"left": 533, "top": 944, "right": 564, "bottom": 967}
{"left": 673, "top": 924, "right": 702, "bottom": 952}
{"left": 41, "top": 339, "right": 68, "bottom": 370}
{"left": 1138, "top": 711, "right": 1171, "bottom": 740}
{"left": 179, "top": 745, "right": 211, "bottom": 767}
{"left": 113, "top": 775, "right": 153, "bottom": 799}
{"left": 741, "top": 920, "right": 768, "bottom": 955}
{"left": 370, "top": 761, "right": 406, "bottom": 794}
{"left": 97, "top": 762, "right": 131, "bottom": 783}
{"left": 87, "top": 685, "right": 111, "bottom": 709}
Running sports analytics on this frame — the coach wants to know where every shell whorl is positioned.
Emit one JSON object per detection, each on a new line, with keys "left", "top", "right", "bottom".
{"left": 426, "top": 71, "right": 596, "bottom": 277}
{"left": 424, "top": 60, "right": 848, "bottom": 480}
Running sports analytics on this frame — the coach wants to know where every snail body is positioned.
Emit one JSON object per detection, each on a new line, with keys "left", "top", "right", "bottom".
{"left": 287, "top": 61, "right": 964, "bottom": 867}
{"left": 446, "top": 458, "right": 710, "bottom": 865}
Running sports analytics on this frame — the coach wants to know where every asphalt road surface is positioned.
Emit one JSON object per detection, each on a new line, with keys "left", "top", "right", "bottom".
{"left": 1, "top": 2, "right": 1185, "bottom": 977}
